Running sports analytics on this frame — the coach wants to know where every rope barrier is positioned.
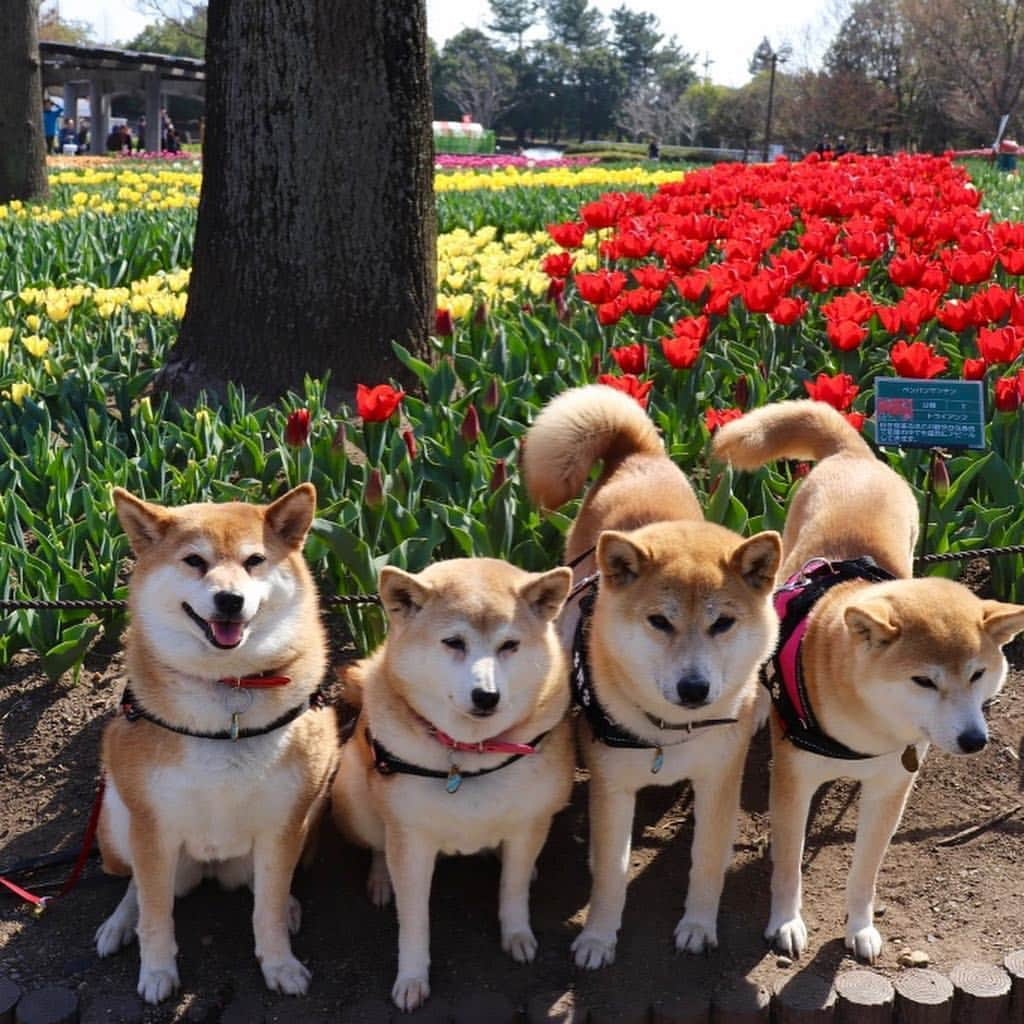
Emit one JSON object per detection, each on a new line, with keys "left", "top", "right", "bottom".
{"left": 2, "top": 544, "right": 1024, "bottom": 614}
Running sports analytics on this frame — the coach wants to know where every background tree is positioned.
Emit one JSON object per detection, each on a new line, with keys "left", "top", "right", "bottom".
{"left": 1, "top": 0, "right": 48, "bottom": 203}
{"left": 122, "top": 5, "right": 207, "bottom": 57}
{"left": 609, "top": 6, "right": 662, "bottom": 90}
{"left": 486, "top": 0, "right": 538, "bottom": 52}
{"left": 37, "top": 1, "right": 94, "bottom": 43}
{"left": 437, "top": 29, "right": 514, "bottom": 128}
{"left": 158, "top": 0, "right": 435, "bottom": 403}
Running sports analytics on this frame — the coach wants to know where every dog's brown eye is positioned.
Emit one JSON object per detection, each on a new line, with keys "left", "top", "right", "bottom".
{"left": 912, "top": 675, "right": 937, "bottom": 690}
{"left": 244, "top": 553, "right": 266, "bottom": 571}
{"left": 442, "top": 636, "right": 466, "bottom": 652}
{"left": 498, "top": 639, "right": 519, "bottom": 654}
{"left": 648, "top": 614, "right": 674, "bottom": 633}
{"left": 183, "top": 554, "right": 207, "bottom": 572}
{"left": 709, "top": 616, "right": 735, "bottom": 636}
{"left": 970, "top": 669, "right": 984, "bottom": 683}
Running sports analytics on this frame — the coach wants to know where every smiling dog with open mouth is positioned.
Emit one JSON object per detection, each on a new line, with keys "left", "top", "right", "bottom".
{"left": 95, "top": 485, "right": 337, "bottom": 1003}
{"left": 523, "top": 384, "right": 782, "bottom": 968}
{"left": 712, "top": 400, "right": 1024, "bottom": 962}
{"left": 332, "top": 558, "right": 573, "bottom": 1012}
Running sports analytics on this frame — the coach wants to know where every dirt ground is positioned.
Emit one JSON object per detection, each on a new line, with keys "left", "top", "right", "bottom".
{"left": 1, "top": 601, "right": 1022, "bottom": 1022}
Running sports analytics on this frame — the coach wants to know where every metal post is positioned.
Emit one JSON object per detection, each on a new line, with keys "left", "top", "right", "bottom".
{"left": 918, "top": 448, "right": 938, "bottom": 561}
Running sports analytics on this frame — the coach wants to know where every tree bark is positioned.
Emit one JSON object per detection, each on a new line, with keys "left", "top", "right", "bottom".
{"left": 0, "top": 0, "right": 48, "bottom": 203}
{"left": 159, "top": 0, "right": 436, "bottom": 405}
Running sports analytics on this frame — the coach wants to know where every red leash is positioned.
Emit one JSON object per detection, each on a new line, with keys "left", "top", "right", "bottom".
{"left": 0, "top": 775, "right": 106, "bottom": 913}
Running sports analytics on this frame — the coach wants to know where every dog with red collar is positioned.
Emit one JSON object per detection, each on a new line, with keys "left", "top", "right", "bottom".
{"left": 714, "top": 400, "right": 1024, "bottom": 963}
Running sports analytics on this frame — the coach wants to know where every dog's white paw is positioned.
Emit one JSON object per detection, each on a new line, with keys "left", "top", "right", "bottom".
{"left": 95, "top": 913, "right": 136, "bottom": 957}
{"left": 367, "top": 855, "right": 393, "bottom": 908}
{"left": 137, "top": 964, "right": 179, "bottom": 1004}
{"left": 571, "top": 931, "right": 616, "bottom": 969}
{"left": 392, "top": 973, "right": 430, "bottom": 1012}
{"left": 674, "top": 917, "right": 718, "bottom": 954}
{"left": 767, "top": 916, "right": 808, "bottom": 958}
{"left": 286, "top": 895, "right": 302, "bottom": 935}
{"left": 503, "top": 928, "right": 538, "bottom": 963}
{"left": 846, "top": 924, "right": 883, "bottom": 963}
{"left": 261, "top": 954, "right": 312, "bottom": 995}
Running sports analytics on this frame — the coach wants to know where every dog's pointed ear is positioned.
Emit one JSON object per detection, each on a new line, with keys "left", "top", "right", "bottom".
{"left": 844, "top": 598, "right": 900, "bottom": 646}
{"left": 379, "top": 566, "right": 431, "bottom": 621}
{"left": 731, "top": 531, "right": 782, "bottom": 594}
{"left": 265, "top": 483, "right": 317, "bottom": 549}
{"left": 597, "top": 531, "right": 646, "bottom": 588}
{"left": 519, "top": 567, "right": 572, "bottom": 622}
{"left": 980, "top": 600, "right": 1024, "bottom": 647}
{"left": 112, "top": 487, "right": 172, "bottom": 554}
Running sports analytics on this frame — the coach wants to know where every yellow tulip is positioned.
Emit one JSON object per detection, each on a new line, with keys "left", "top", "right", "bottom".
{"left": 22, "top": 334, "right": 50, "bottom": 357}
{"left": 9, "top": 381, "right": 31, "bottom": 406}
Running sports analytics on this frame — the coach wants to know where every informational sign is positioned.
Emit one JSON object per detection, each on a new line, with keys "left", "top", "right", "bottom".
{"left": 874, "top": 378, "right": 986, "bottom": 450}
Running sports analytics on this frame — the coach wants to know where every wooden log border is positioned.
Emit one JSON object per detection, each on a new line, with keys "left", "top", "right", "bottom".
{"left": 2, "top": 948, "right": 1022, "bottom": 1023}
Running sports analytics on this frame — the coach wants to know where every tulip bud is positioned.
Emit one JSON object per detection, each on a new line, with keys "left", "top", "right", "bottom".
{"left": 546, "top": 278, "right": 565, "bottom": 301}
{"left": 474, "top": 300, "right": 489, "bottom": 325}
{"left": 460, "top": 404, "right": 481, "bottom": 444}
{"left": 733, "top": 374, "right": 750, "bottom": 410}
{"left": 590, "top": 353, "right": 602, "bottom": 379}
{"left": 284, "top": 408, "right": 311, "bottom": 447}
{"left": 521, "top": 302, "right": 533, "bottom": 314}
{"left": 332, "top": 421, "right": 347, "bottom": 451}
{"left": 794, "top": 462, "right": 811, "bottom": 478}
{"left": 401, "top": 427, "right": 417, "bottom": 460}
{"left": 930, "top": 455, "right": 950, "bottom": 496}
{"left": 489, "top": 457, "right": 508, "bottom": 492}
{"left": 365, "top": 467, "right": 384, "bottom": 508}
{"left": 482, "top": 377, "right": 501, "bottom": 413}
{"left": 556, "top": 294, "right": 569, "bottom": 321}
{"left": 435, "top": 308, "right": 454, "bottom": 337}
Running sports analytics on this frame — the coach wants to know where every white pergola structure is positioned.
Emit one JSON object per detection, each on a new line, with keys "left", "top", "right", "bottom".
{"left": 40, "top": 41, "right": 205, "bottom": 154}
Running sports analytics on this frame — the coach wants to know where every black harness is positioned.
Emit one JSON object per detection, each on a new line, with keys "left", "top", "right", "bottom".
{"left": 120, "top": 685, "right": 328, "bottom": 741}
{"left": 571, "top": 584, "right": 738, "bottom": 773}
{"left": 367, "top": 727, "right": 552, "bottom": 794}
{"left": 761, "top": 556, "right": 898, "bottom": 761}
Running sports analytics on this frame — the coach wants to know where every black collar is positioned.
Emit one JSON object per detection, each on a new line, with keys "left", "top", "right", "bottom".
{"left": 761, "top": 556, "right": 903, "bottom": 763}
{"left": 571, "top": 584, "right": 737, "bottom": 774}
{"left": 367, "top": 726, "right": 551, "bottom": 794}
{"left": 120, "top": 685, "right": 328, "bottom": 741}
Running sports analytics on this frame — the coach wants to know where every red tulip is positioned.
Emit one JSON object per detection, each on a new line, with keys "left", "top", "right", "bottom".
{"left": 631, "top": 265, "right": 671, "bottom": 290}
{"left": 365, "top": 467, "right": 384, "bottom": 508}
{"left": 624, "top": 287, "right": 663, "bottom": 316}
{"left": 284, "top": 408, "right": 311, "bottom": 447}
{"left": 733, "top": 374, "right": 750, "bottom": 409}
{"left": 435, "top": 308, "right": 454, "bottom": 337}
{"left": 804, "top": 372, "right": 859, "bottom": 411}
{"left": 545, "top": 221, "right": 587, "bottom": 249}
{"left": 356, "top": 383, "right": 404, "bottom": 422}
{"left": 460, "top": 404, "right": 480, "bottom": 444}
{"left": 597, "top": 296, "right": 628, "bottom": 326}
{"left": 482, "top": 376, "right": 501, "bottom": 412}
{"left": 542, "top": 252, "right": 574, "bottom": 278}
{"left": 672, "top": 315, "right": 709, "bottom": 344}
{"left": 962, "top": 358, "right": 987, "bottom": 380}
{"left": 597, "top": 373, "right": 653, "bottom": 409}
{"left": 704, "top": 407, "right": 744, "bottom": 433}
{"left": 575, "top": 270, "right": 628, "bottom": 305}
{"left": 769, "top": 297, "right": 807, "bottom": 325}
{"left": 977, "top": 326, "right": 1024, "bottom": 365}
{"left": 610, "top": 343, "right": 648, "bottom": 375}
{"left": 889, "top": 340, "right": 948, "bottom": 379}
{"left": 661, "top": 335, "right": 701, "bottom": 369}
{"left": 994, "top": 376, "right": 1022, "bottom": 412}
{"left": 401, "top": 427, "right": 417, "bottom": 460}
{"left": 844, "top": 411, "right": 866, "bottom": 431}
{"left": 826, "top": 319, "right": 868, "bottom": 351}
{"left": 489, "top": 458, "right": 508, "bottom": 492}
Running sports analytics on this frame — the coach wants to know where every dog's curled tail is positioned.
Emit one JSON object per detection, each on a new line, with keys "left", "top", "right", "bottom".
{"left": 711, "top": 400, "right": 873, "bottom": 470}
{"left": 522, "top": 384, "right": 663, "bottom": 510}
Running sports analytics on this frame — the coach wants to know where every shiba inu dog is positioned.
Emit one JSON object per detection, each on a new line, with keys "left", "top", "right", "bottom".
{"left": 522, "top": 385, "right": 782, "bottom": 968}
{"left": 713, "top": 400, "right": 1024, "bottom": 962}
{"left": 95, "top": 485, "right": 337, "bottom": 1003}
{"left": 332, "top": 558, "right": 574, "bottom": 1012}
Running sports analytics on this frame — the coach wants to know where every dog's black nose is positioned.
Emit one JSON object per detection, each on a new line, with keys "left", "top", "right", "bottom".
{"left": 471, "top": 688, "right": 500, "bottom": 712}
{"left": 957, "top": 727, "right": 987, "bottom": 753}
{"left": 676, "top": 675, "right": 710, "bottom": 707}
{"left": 214, "top": 591, "right": 244, "bottom": 616}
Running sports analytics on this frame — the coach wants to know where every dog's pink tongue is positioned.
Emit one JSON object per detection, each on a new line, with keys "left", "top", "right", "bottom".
{"left": 211, "top": 620, "right": 244, "bottom": 647}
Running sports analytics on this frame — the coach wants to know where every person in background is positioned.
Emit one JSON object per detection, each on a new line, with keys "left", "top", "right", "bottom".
{"left": 647, "top": 138, "right": 660, "bottom": 161}
{"left": 77, "top": 118, "right": 90, "bottom": 152}
{"left": 43, "top": 98, "right": 63, "bottom": 153}
{"left": 58, "top": 117, "right": 78, "bottom": 152}
{"left": 136, "top": 114, "right": 147, "bottom": 152}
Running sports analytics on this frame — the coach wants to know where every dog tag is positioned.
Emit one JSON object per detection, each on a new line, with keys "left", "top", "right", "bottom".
{"left": 651, "top": 747, "right": 664, "bottom": 774}
{"left": 900, "top": 745, "right": 919, "bottom": 773}
{"left": 445, "top": 764, "right": 463, "bottom": 794}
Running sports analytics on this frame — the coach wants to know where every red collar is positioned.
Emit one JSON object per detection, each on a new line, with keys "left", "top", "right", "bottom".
{"left": 426, "top": 722, "right": 540, "bottom": 757}
{"left": 219, "top": 672, "right": 291, "bottom": 688}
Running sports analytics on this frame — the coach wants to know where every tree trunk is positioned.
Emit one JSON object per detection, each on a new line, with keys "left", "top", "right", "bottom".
{"left": 159, "top": 0, "right": 436, "bottom": 405}
{"left": 0, "top": 0, "right": 48, "bottom": 203}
